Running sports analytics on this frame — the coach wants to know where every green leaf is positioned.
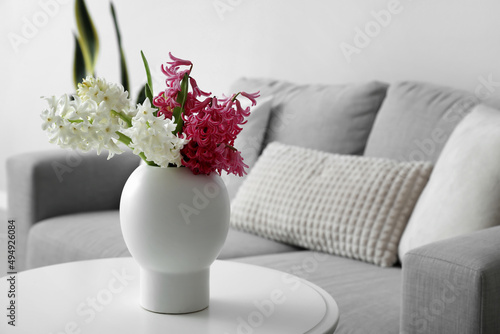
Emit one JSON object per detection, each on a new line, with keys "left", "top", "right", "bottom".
{"left": 141, "top": 51, "right": 153, "bottom": 94}
{"left": 110, "top": 2, "right": 129, "bottom": 92}
{"left": 75, "top": 0, "right": 99, "bottom": 75}
{"left": 177, "top": 74, "right": 189, "bottom": 106}
{"left": 140, "top": 51, "right": 156, "bottom": 114}
{"left": 172, "top": 73, "right": 190, "bottom": 134}
{"left": 136, "top": 83, "right": 147, "bottom": 105}
{"left": 73, "top": 33, "right": 86, "bottom": 89}
{"left": 145, "top": 83, "right": 153, "bottom": 102}
{"left": 172, "top": 106, "right": 184, "bottom": 134}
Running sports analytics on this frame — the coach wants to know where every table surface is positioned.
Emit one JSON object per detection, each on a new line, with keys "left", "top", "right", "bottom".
{"left": 1, "top": 258, "right": 339, "bottom": 334}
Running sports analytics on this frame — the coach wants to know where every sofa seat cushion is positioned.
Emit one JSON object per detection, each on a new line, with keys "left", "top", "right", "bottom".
{"left": 233, "top": 251, "right": 401, "bottom": 334}
{"left": 27, "top": 211, "right": 130, "bottom": 269}
{"left": 26, "top": 210, "right": 301, "bottom": 269}
{"left": 221, "top": 228, "right": 304, "bottom": 259}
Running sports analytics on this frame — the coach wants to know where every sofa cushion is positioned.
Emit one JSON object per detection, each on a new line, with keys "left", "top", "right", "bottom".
{"left": 233, "top": 251, "right": 401, "bottom": 334}
{"left": 27, "top": 211, "right": 130, "bottom": 269}
{"left": 231, "top": 142, "right": 433, "bottom": 267}
{"left": 26, "top": 210, "right": 300, "bottom": 269}
{"left": 229, "top": 77, "right": 388, "bottom": 156}
{"left": 222, "top": 228, "right": 304, "bottom": 259}
{"left": 221, "top": 96, "right": 274, "bottom": 200}
{"left": 399, "top": 104, "right": 500, "bottom": 258}
{"left": 364, "top": 81, "right": 479, "bottom": 163}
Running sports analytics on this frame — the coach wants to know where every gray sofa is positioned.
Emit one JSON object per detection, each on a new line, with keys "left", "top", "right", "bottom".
{"left": 7, "top": 78, "right": 500, "bottom": 334}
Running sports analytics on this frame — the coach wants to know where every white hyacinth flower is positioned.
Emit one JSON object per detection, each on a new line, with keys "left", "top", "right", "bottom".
{"left": 122, "top": 99, "right": 188, "bottom": 167}
{"left": 42, "top": 76, "right": 186, "bottom": 166}
{"left": 41, "top": 76, "right": 134, "bottom": 158}
{"left": 77, "top": 76, "right": 132, "bottom": 114}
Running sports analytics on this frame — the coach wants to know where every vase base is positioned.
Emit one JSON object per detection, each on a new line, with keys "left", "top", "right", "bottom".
{"left": 140, "top": 305, "right": 209, "bottom": 315}
{"left": 140, "top": 267, "right": 209, "bottom": 314}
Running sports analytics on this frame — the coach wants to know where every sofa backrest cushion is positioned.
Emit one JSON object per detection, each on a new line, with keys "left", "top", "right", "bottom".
{"left": 399, "top": 104, "right": 500, "bottom": 258}
{"left": 231, "top": 142, "right": 433, "bottom": 267}
{"left": 229, "top": 78, "right": 388, "bottom": 156}
{"left": 364, "top": 81, "right": 479, "bottom": 163}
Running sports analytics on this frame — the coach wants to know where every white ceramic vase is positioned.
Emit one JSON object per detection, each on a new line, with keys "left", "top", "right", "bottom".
{"left": 120, "top": 165, "right": 230, "bottom": 314}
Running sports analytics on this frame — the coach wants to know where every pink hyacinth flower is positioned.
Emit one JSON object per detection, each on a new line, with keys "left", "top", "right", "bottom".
{"left": 152, "top": 52, "right": 259, "bottom": 176}
{"left": 167, "top": 52, "right": 192, "bottom": 67}
{"left": 240, "top": 91, "right": 260, "bottom": 106}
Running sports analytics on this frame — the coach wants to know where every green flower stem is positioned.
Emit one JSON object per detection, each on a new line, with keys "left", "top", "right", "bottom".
{"left": 116, "top": 131, "right": 158, "bottom": 167}
{"left": 116, "top": 131, "right": 131, "bottom": 145}
{"left": 226, "top": 144, "right": 238, "bottom": 151}
{"left": 172, "top": 73, "right": 189, "bottom": 135}
{"left": 110, "top": 110, "right": 132, "bottom": 128}
{"left": 68, "top": 119, "right": 84, "bottom": 123}
{"left": 231, "top": 92, "right": 241, "bottom": 102}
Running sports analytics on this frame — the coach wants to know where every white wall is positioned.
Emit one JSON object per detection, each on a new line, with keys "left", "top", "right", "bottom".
{"left": 2, "top": 0, "right": 500, "bottom": 211}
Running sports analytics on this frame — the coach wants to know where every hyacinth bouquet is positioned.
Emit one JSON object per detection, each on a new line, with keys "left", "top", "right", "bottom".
{"left": 41, "top": 52, "right": 259, "bottom": 176}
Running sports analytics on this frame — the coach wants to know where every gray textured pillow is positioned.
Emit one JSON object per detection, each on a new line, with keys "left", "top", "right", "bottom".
{"left": 231, "top": 143, "right": 433, "bottom": 267}
{"left": 399, "top": 104, "right": 500, "bottom": 258}
{"left": 364, "top": 81, "right": 479, "bottom": 163}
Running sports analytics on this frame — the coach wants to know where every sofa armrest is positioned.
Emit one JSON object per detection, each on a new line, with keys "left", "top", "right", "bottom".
{"left": 6, "top": 149, "right": 140, "bottom": 270}
{"left": 401, "top": 226, "right": 500, "bottom": 334}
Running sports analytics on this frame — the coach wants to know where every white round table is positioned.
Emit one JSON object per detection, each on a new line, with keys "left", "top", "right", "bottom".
{"left": 1, "top": 258, "right": 339, "bottom": 333}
